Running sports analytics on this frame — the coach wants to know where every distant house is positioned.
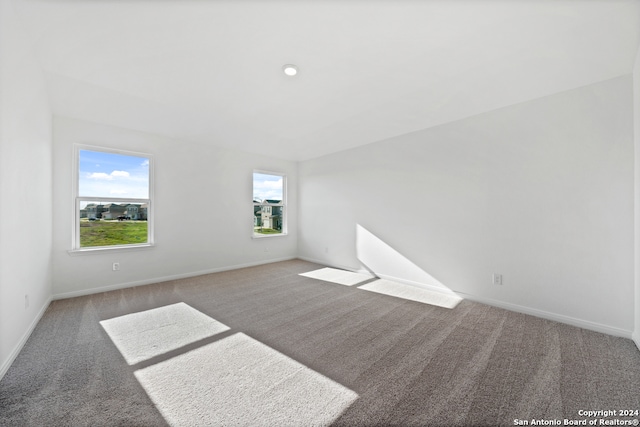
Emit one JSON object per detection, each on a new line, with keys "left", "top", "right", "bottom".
{"left": 85, "top": 203, "right": 105, "bottom": 219}
{"left": 256, "top": 199, "right": 282, "bottom": 230}
{"left": 101, "top": 203, "right": 128, "bottom": 220}
{"left": 125, "top": 204, "right": 138, "bottom": 220}
{"left": 126, "top": 203, "right": 148, "bottom": 220}
{"left": 253, "top": 200, "right": 262, "bottom": 227}
{"left": 139, "top": 204, "right": 148, "bottom": 220}
{"left": 83, "top": 203, "right": 148, "bottom": 220}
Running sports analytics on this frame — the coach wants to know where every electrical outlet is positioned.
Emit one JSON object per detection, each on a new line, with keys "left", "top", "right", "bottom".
{"left": 113, "top": 262, "right": 120, "bottom": 271}
{"left": 493, "top": 273, "right": 503, "bottom": 285}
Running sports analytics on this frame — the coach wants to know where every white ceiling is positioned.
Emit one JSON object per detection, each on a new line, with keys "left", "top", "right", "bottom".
{"left": 13, "top": 0, "right": 640, "bottom": 161}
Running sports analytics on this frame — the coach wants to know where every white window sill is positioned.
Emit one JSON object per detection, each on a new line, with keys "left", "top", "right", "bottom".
{"left": 252, "top": 233, "right": 288, "bottom": 239}
{"left": 67, "top": 243, "right": 155, "bottom": 256}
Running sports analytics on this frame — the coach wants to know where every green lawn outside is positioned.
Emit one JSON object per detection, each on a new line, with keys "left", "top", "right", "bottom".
{"left": 80, "top": 220, "right": 148, "bottom": 247}
{"left": 254, "top": 228, "right": 282, "bottom": 235}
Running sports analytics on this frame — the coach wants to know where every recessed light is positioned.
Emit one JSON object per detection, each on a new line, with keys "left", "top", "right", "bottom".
{"left": 283, "top": 64, "right": 298, "bottom": 76}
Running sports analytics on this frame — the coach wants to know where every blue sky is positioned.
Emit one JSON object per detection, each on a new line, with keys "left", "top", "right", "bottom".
{"left": 79, "top": 150, "right": 149, "bottom": 198}
{"left": 253, "top": 173, "right": 283, "bottom": 202}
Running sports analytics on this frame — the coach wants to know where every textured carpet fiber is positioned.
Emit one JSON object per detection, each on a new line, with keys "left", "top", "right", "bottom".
{"left": 1, "top": 259, "right": 639, "bottom": 426}
{"left": 299, "top": 267, "right": 374, "bottom": 286}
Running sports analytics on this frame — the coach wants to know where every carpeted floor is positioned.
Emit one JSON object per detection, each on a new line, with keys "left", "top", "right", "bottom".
{"left": 1, "top": 259, "right": 639, "bottom": 426}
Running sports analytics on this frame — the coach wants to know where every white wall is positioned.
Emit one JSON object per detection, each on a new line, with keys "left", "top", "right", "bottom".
{"left": 52, "top": 117, "right": 297, "bottom": 297}
{"left": 0, "top": 0, "right": 53, "bottom": 377}
{"left": 299, "top": 76, "right": 634, "bottom": 337}
{"left": 634, "top": 46, "right": 640, "bottom": 350}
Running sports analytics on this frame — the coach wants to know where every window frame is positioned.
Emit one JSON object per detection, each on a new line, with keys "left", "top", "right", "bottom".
{"left": 71, "top": 144, "right": 154, "bottom": 252}
{"left": 252, "top": 170, "right": 287, "bottom": 238}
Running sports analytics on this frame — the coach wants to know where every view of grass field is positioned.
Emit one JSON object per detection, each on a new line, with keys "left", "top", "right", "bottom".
{"left": 80, "top": 220, "right": 148, "bottom": 247}
{"left": 254, "top": 228, "right": 282, "bottom": 235}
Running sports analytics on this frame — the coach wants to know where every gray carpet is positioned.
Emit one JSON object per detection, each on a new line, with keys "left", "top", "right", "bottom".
{"left": 1, "top": 259, "right": 639, "bottom": 426}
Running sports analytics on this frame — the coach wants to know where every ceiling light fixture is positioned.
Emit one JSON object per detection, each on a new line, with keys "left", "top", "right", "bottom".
{"left": 283, "top": 64, "right": 298, "bottom": 76}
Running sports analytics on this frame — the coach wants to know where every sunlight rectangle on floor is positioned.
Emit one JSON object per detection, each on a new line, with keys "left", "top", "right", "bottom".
{"left": 135, "top": 332, "right": 358, "bottom": 426}
{"left": 359, "top": 279, "right": 462, "bottom": 309}
{"left": 299, "top": 267, "right": 374, "bottom": 286}
{"left": 100, "top": 302, "right": 230, "bottom": 365}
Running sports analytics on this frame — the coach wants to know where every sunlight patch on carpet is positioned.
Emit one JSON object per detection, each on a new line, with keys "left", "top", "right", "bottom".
{"left": 100, "top": 302, "right": 230, "bottom": 365}
{"left": 135, "top": 332, "right": 358, "bottom": 426}
{"left": 300, "top": 267, "right": 374, "bottom": 286}
{"left": 359, "top": 279, "right": 462, "bottom": 309}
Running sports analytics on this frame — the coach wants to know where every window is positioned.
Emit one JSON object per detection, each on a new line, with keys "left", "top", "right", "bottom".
{"left": 253, "top": 171, "right": 286, "bottom": 236}
{"left": 73, "top": 146, "right": 153, "bottom": 250}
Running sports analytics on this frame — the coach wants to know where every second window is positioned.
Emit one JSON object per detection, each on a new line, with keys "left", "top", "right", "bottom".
{"left": 253, "top": 171, "right": 286, "bottom": 236}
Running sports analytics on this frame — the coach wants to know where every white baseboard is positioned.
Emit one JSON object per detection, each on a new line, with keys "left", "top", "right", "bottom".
{"left": 373, "top": 273, "right": 460, "bottom": 296}
{"left": 51, "top": 254, "right": 636, "bottom": 342}
{"left": 298, "top": 257, "right": 634, "bottom": 340}
{"left": 457, "top": 292, "right": 633, "bottom": 339}
{"left": 297, "top": 256, "right": 369, "bottom": 276}
{"left": 8, "top": 257, "right": 636, "bottom": 383}
{"left": 53, "top": 256, "right": 296, "bottom": 300}
{"left": 0, "top": 297, "right": 52, "bottom": 381}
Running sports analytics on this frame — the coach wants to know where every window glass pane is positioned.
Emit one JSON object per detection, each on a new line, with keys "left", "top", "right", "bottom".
{"left": 253, "top": 172, "right": 284, "bottom": 235}
{"left": 79, "top": 201, "right": 148, "bottom": 247}
{"left": 252, "top": 173, "right": 283, "bottom": 202}
{"left": 79, "top": 150, "right": 150, "bottom": 198}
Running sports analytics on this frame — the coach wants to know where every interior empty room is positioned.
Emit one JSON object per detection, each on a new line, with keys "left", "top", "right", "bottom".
{"left": 1, "top": 0, "right": 640, "bottom": 426}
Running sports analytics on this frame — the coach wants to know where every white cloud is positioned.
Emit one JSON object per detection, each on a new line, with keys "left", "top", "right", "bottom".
{"left": 88, "top": 172, "right": 113, "bottom": 180}
{"left": 110, "top": 190, "right": 128, "bottom": 195}
{"left": 88, "top": 170, "right": 130, "bottom": 180}
{"left": 253, "top": 178, "right": 283, "bottom": 201}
